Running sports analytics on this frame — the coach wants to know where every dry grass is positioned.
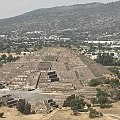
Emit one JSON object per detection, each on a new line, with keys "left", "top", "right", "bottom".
{"left": 96, "top": 101, "right": 120, "bottom": 116}
{"left": 0, "top": 107, "right": 45, "bottom": 120}
{"left": 0, "top": 106, "right": 116, "bottom": 120}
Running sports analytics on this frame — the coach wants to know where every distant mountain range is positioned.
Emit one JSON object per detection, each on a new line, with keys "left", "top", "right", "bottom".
{"left": 0, "top": 1, "right": 120, "bottom": 32}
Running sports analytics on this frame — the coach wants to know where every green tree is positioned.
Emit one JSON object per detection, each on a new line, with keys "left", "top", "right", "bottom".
{"left": 16, "top": 99, "right": 25, "bottom": 113}
{"left": 24, "top": 102, "right": 31, "bottom": 115}
{"left": 1, "top": 54, "right": 7, "bottom": 60}
{"left": 97, "top": 95, "right": 110, "bottom": 108}
{"left": 63, "top": 94, "right": 75, "bottom": 107}
{"left": 96, "top": 88, "right": 108, "bottom": 97}
{"left": 96, "top": 53, "right": 114, "bottom": 66}
{"left": 70, "top": 97, "right": 85, "bottom": 110}
{"left": 7, "top": 55, "right": 14, "bottom": 62}
{"left": 16, "top": 99, "right": 31, "bottom": 115}
{"left": 89, "top": 79, "right": 102, "bottom": 86}
{"left": 110, "top": 79, "right": 120, "bottom": 87}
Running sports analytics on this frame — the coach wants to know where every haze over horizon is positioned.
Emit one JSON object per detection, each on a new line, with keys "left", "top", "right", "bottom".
{"left": 0, "top": 0, "right": 118, "bottom": 19}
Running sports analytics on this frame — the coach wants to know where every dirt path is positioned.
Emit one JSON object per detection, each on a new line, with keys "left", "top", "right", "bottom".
{"left": 105, "top": 114, "right": 120, "bottom": 120}
{"left": 45, "top": 109, "right": 58, "bottom": 120}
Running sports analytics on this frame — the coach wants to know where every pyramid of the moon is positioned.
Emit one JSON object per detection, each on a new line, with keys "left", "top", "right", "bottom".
{"left": 0, "top": 47, "right": 112, "bottom": 92}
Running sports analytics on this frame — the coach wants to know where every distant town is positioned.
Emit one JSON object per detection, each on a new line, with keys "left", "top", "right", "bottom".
{"left": 0, "top": 29, "right": 120, "bottom": 66}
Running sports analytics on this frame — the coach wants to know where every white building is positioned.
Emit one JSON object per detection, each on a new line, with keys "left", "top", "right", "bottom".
{"left": 84, "top": 41, "right": 114, "bottom": 44}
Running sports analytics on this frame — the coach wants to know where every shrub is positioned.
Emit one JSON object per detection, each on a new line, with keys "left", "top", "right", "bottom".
{"left": 96, "top": 89, "right": 108, "bottom": 97}
{"left": 72, "top": 106, "right": 78, "bottom": 116}
{"left": 91, "top": 98, "right": 97, "bottom": 106}
{"left": 70, "top": 97, "right": 85, "bottom": 110}
{"left": 24, "top": 102, "right": 31, "bottom": 115}
{"left": 63, "top": 94, "right": 75, "bottom": 107}
{"left": 89, "top": 108, "right": 102, "bottom": 118}
{"left": 86, "top": 103, "right": 91, "bottom": 108}
{"left": 100, "top": 112, "right": 103, "bottom": 116}
{"left": 16, "top": 99, "right": 31, "bottom": 115}
{"left": 16, "top": 99, "right": 25, "bottom": 113}
{"left": 89, "top": 79, "right": 102, "bottom": 86}
{"left": 104, "top": 79, "right": 110, "bottom": 84}
{"left": 0, "top": 113, "right": 4, "bottom": 118}
{"left": 97, "top": 95, "right": 110, "bottom": 108}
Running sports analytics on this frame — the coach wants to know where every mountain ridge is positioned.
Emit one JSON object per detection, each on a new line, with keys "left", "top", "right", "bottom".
{"left": 0, "top": 1, "right": 120, "bottom": 32}
{"left": 0, "top": 2, "right": 104, "bottom": 20}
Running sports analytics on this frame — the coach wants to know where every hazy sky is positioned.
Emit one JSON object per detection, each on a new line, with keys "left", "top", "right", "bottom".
{"left": 0, "top": 0, "right": 117, "bottom": 19}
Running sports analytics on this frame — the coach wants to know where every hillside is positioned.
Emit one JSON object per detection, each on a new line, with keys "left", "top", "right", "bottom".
{"left": 0, "top": 1, "right": 120, "bottom": 32}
